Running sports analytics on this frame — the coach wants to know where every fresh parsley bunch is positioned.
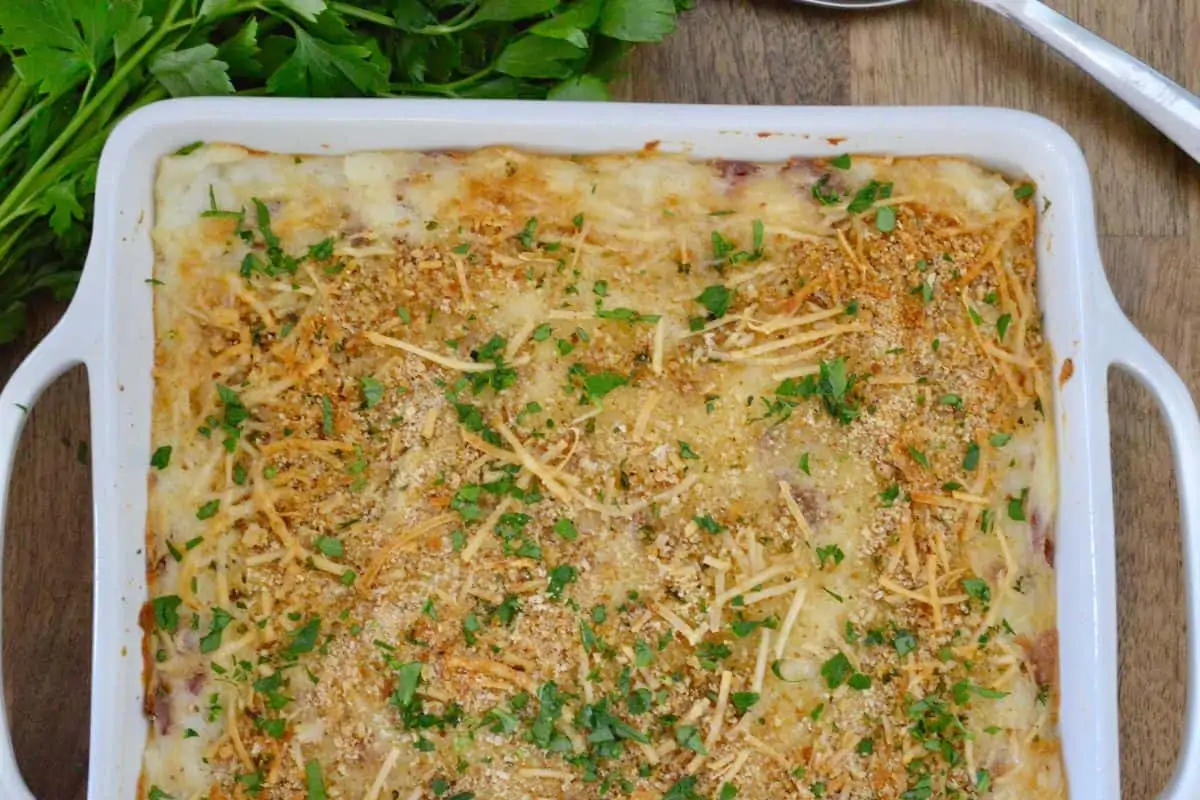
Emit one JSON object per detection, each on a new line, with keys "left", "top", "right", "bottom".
{"left": 0, "top": 0, "right": 692, "bottom": 343}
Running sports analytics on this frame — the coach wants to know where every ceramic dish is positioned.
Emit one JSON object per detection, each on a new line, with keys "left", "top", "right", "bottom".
{"left": 0, "top": 99, "right": 1197, "bottom": 800}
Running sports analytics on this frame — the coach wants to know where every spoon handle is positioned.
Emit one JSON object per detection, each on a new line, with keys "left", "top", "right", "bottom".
{"left": 971, "top": 0, "right": 1200, "bottom": 163}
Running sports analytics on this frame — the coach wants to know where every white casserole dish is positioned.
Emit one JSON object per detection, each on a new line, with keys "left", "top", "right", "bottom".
{"left": 0, "top": 99, "right": 1197, "bottom": 800}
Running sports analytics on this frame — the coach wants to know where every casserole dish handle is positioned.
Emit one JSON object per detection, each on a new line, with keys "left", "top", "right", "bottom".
{"left": 0, "top": 316, "right": 87, "bottom": 800}
{"left": 1098, "top": 299, "right": 1200, "bottom": 799}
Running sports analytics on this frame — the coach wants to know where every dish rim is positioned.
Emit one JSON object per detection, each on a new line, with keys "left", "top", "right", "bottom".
{"left": 0, "top": 98, "right": 1197, "bottom": 800}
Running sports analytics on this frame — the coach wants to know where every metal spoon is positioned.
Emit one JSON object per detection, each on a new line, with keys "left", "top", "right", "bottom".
{"left": 795, "top": 0, "right": 1200, "bottom": 163}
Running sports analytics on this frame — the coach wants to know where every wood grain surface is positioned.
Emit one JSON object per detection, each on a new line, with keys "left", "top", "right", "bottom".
{"left": 2, "top": 1, "right": 1197, "bottom": 797}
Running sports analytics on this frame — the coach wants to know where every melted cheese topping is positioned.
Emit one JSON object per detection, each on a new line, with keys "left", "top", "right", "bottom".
{"left": 142, "top": 146, "right": 1064, "bottom": 800}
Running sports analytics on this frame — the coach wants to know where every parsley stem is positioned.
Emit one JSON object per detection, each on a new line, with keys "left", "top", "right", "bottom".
{"left": 0, "top": 217, "right": 38, "bottom": 271}
{"left": 329, "top": 2, "right": 400, "bottom": 28}
{"left": 0, "top": 95, "right": 50, "bottom": 163}
{"left": 0, "top": 0, "right": 187, "bottom": 230}
{"left": 170, "top": 1, "right": 262, "bottom": 31}
{"left": 415, "top": 3, "right": 481, "bottom": 35}
{"left": 389, "top": 67, "right": 496, "bottom": 97}
{"left": 0, "top": 80, "right": 30, "bottom": 139}
{"left": 328, "top": 1, "right": 479, "bottom": 34}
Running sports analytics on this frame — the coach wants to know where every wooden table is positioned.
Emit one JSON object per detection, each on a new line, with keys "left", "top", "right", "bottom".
{"left": 2, "top": 1, "right": 1196, "bottom": 797}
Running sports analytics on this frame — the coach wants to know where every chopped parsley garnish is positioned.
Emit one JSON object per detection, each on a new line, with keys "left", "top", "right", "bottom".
{"left": 547, "top": 564, "right": 578, "bottom": 600}
{"left": 771, "top": 356, "right": 861, "bottom": 425}
{"left": 990, "top": 432, "right": 1013, "bottom": 447}
{"left": 830, "top": 154, "right": 852, "bottom": 170}
{"left": 816, "top": 544, "right": 844, "bottom": 569}
{"left": 553, "top": 518, "right": 578, "bottom": 541}
{"left": 880, "top": 483, "right": 901, "bottom": 506}
{"left": 820, "top": 651, "right": 853, "bottom": 688}
{"left": 663, "top": 776, "right": 704, "bottom": 800}
{"left": 314, "top": 536, "right": 343, "bottom": 558}
{"left": 912, "top": 279, "right": 934, "bottom": 305}
{"left": 875, "top": 205, "right": 897, "bottom": 232}
{"left": 1014, "top": 183, "right": 1035, "bottom": 200}
{"left": 894, "top": 630, "right": 917, "bottom": 657}
{"left": 678, "top": 440, "right": 699, "bottom": 459}
{"left": 283, "top": 617, "right": 320, "bottom": 659}
{"left": 675, "top": 724, "right": 707, "bottom": 754}
{"left": 150, "top": 445, "right": 172, "bottom": 469}
{"left": 462, "top": 613, "right": 482, "bottom": 645}
{"left": 731, "top": 691, "right": 759, "bottom": 713}
{"left": 908, "top": 446, "right": 930, "bottom": 469}
{"left": 257, "top": 717, "right": 286, "bottom": 739}
{"left": 695, "top": 641, "right": 732, "bottom": 671}
{"left": 151, "top": 595, "right": 182, "bottom": 634}
{"left": 963, "top": 441, "right": 981, "bottom": 471}
{"left": 321, "top": 395, "right": 334, "bottom": 437}
{"left": 952, "top": 680, "right": 1010, "bottom": 704}
{"left": 996, "top": 312, "right": 1013, "bottom": 341}
{"left": 938, "top": 393, "right": 963, "bottom": 410}
{"left": 360, "top": 376, "right": 384, "bottom": 409}
{"left": 595, "top": 305, "right": 661, "bottom": 324}
{"left": 517, "top": 217, "right": 538, "bottom": 249}
{"left": 693, "top": 514, "right": 727, "bottom": 534}
{"left": 199, "top": 608, "right": 233, "bottom": 653}
{"left": 532, "top": 323, "right": 553, "bottom": 342}
{"left": 216, "top": 384, "right": 249, "bottom": 453}
{"left": 579, "top": 370, "right": 628, "bottom": 404}
{"left": 811, "top": 174, "right": 841, "bottom": 205}
{"left": 695, "top": 284, "right": 733, "bottom": 319}
{"left": 962, "top": 577, "right": 991, "bottom": 605}
{"left": 847, "top": 180, "right": 888, "bottom": 214}
{"left": 196, "top": 499, "right": 220, "bottom": 520}
{"left": 1008, "top": 487, "right": 1029, "bottom": 521}
{"left": 305, "top": 759, "right": 327, "bottom": 800}
{"left": 730, "top": 616, "right": 776, "bottom": 638}
{"left": 634, "top": 638, "right": 655, "bottom": 668}
{"left": 848, "top": 672, "right": 872, "bottom": 690}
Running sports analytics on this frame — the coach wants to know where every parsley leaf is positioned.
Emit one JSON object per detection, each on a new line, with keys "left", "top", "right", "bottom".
{"left": 150, "top": 45, "right": 234, "bottom": 97}
{"left": 600, "top": 0, "right": 678, "bottom": 42}
{"left": 267, "top": 27, "right": 387, "bottom": 97}
{"left": 496, "top": 36, "right": 585, "bottom": 80}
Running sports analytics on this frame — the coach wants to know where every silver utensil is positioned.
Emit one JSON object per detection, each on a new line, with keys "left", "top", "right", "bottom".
{"left": 795, "top": 0, "right": 1200, "bottom": 163}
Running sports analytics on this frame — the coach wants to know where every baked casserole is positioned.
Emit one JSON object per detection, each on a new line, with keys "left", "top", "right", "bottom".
{"left": 141, "top": 145, "right": 1063, "bottom": 799}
